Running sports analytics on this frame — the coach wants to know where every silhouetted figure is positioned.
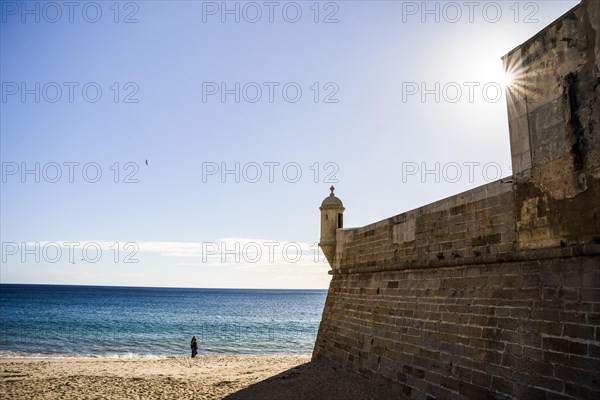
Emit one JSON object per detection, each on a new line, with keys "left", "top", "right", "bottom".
{"left": 191, "top": 336, "right": 198, "bottom": 358}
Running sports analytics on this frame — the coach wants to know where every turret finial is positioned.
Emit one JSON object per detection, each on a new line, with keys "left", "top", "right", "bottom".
{"left": 330, "top": 186, "right": 335, "bottom": 196}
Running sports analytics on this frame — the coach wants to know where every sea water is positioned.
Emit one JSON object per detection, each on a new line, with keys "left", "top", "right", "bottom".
{"left": 0, "top": 284, "right": 327, "bottom": 358}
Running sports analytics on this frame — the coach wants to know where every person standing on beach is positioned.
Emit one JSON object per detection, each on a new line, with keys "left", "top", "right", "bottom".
{"left": 190, "top": 336, "right": 198, "bottom": 358}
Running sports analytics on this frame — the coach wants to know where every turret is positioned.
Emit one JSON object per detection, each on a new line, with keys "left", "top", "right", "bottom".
{"left": 319, "top": 186, "right": 344, "bottom": 266}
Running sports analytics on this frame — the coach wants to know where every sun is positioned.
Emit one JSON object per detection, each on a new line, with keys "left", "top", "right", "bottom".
{"left": 499, "top": 70, "right": 515, "bottom": 88}
{"left": 459, "top": 53, "right": 516, "bottom": 91}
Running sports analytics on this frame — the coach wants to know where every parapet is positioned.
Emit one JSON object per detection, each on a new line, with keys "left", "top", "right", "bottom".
{"left": 323, "top": 0, "right": 599, "bottom": 271}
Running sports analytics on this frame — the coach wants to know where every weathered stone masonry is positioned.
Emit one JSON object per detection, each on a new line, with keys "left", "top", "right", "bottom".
{"left": 313, "top": 1, "right": 600, "bottom": 399}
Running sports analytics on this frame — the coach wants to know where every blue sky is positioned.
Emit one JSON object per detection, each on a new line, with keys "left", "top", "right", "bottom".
{"left": 1, "top": 0, "right": 579, "bottom": 288}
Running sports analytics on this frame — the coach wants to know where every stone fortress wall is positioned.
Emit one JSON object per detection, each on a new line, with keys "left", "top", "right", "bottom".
{"left": 313, "top": 1, "right": 600, "bottom": 399}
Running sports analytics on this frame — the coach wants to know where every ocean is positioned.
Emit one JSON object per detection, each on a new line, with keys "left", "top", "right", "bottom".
{"left": 0, "top": 284, "right": 327, "bottom": 358}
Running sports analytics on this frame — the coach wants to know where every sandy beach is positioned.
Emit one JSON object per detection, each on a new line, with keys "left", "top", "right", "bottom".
{"left": 0, "top": 355, "right": 404, "bottom": 400}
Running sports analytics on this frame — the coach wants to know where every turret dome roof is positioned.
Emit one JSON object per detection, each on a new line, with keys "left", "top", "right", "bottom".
{"left": 321, "top": 186, "right": 344, "bottom": 209}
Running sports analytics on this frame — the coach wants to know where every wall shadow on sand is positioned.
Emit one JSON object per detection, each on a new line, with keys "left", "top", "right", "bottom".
{"left": 224, "top": 362, "right": 406, "bottom": 400}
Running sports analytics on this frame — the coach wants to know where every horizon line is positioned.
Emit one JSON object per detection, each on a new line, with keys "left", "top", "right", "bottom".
{"left": 0, "top": 282, "right": 328, "bottom": 291}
